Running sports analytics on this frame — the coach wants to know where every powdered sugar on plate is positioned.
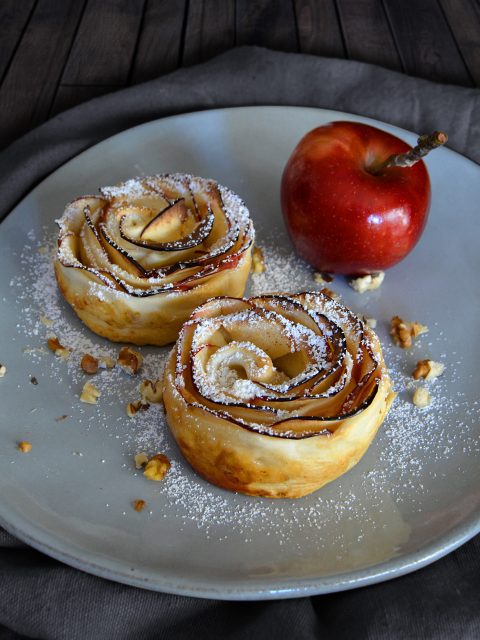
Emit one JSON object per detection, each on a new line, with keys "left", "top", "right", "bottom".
{"left": 8, "top": 228, "right": 480, "bottom": 551}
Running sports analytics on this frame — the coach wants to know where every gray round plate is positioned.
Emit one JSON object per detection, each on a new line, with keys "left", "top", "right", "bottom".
{"left": 0, "top": 107, "right": 479, "bottom": 600}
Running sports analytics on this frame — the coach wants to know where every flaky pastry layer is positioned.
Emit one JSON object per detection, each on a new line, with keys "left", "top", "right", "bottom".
{"left": 54, "top": 174, "right": 254, "bottom": 345}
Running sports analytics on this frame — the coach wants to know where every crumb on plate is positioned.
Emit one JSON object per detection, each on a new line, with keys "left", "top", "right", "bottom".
{"left": 349, "top": 272, "right": 384, "bottom": 293}
{"left": 80, "top": 354, "right": 99, "bottom": 374}
{"left": 143, "top": 453, "right": 171, "bottom": 482}
{"left": 47, "top": 335, "right": 71, "bottom": 360}
{"left": 412, "top": 359, "right": 445, "bottom": 381}
{"left": 132, "top": 499, "right": 146, "bottom": 512}
{"left": 390, "top": 316, "right": 428, "bottom": 349}
{"left": 413, "top": 386, "right": 432, "bottom": 408}
{"left": 134, "top": 452, "right": 149, "bottom": 469}
{"left": 80, "top": 381, "right": 101, "bottom": 404}
{"left": 117, "top": 347, "right": 143, "bottom": 375}
{"left": 140, "top": 379, "right": 163, "bottom": 404}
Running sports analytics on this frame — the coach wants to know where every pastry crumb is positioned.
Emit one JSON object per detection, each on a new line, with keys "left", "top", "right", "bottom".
{"left": 349, "top": 272, "right": 384, "bottom": 293}
{"left": 18, "top": 441, "right": 32, "bottom": 453}
{"left": 412, "top": 360, "right": 445, "bottom": 381}
{"left": 47, "top": 335, "right": 71, "bottom": 360}
{"left": 251, "top": 247, "right": 266, "bottom": 274}
{"left": 134, "top": 452, "right": 149, "bottom": 469}
{"left": 55, "top": 414, "right": 68, "bottom": 422}
{"left": 143, "top": 453, "right": 171, "bottom": 482}
{"left": 132, "top": 499, "right": 146, "bottom": 512}
{"left": 117, "top": 347, "right": 143, "bottom": 375}
{"left": 390, "top": 316, "right": 428, "bottom": 349}
{"left": 0, "top": 364, "right": 5, "bottom": 378}
{"left": 80, "top": 353, "right": 99, "bottom": 374}
{"left": 80, "top": 381, "right": 101, "bottom": 404}
{"left": 413, "top": 386, "right": 432, "bottom": 408}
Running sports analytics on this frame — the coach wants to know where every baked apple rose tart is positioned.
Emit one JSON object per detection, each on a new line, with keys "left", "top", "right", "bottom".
{"left": 54, "top": 174, "right": 254, "bottom": 345}
{"left": 164, "top": 292, "right": 395, "bottom": 498}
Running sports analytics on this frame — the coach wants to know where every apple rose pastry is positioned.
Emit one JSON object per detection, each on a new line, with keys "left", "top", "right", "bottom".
{"left": 54, "top": 174, "right": 254, "bottom": 345}
{"left": 163, "top": 292, "right": 395, "bottom": 498}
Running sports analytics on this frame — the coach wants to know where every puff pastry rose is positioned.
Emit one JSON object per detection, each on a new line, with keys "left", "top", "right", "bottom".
{"left": 163, "top": 292, "right": 395, "bottom": 498}
{"left": 54, "top": 174, "right": 254, "bottom": 345}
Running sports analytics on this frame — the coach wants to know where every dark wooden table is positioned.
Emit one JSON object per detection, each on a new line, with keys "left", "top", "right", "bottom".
{"left": 0, "top": 0, "right": 479, "bottom": 150}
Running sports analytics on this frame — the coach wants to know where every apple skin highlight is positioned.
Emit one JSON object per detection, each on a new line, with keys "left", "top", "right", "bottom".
{"left": 281, "top": 121, "right": 431, "bottom": 275}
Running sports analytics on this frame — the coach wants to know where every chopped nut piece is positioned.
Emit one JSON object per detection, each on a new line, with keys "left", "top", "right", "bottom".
{"left": 412, "top": 360, "right": 429, "bottom": 379}
{"left": 143, "top": 453, "right": 171, "bottom": 482}
{"left": 30, "top": 376, "right": 38, "bottom": 385}
{"left": 0, "top": 364, "right": 5, "bottom": 378}
{"left": 134, "top": 452, "right": 149, "bottom": 469}
{"left": 55, "top": 414, "right": 68, "bottom": 422}
{"left": 127, "top": 401, "right": 139, "bottom": 418}
{"left": 411, "top": 322, "right": 428, "bottom": 338}
{"left": 117, "top": 347, "right": 143, "bottom": 375}
{"left": 413, "top": 386, "right": 432, "bottom": 408}
{"left": 80, "top": 354, "right": 99, "bottom": 374}
{"left": 80, "top": 381, "right": 101, "bottom": 404}
{"left": 98, "top": 356, "right": 115, "bottom": 369}
{"left": 412, "top": 359, "right": 445, "bottom": 381}
{"left": 390, "top": 316, "right": 428, "bottom": 349}
{"left": 47, "top": 335, "right": 71, "bottom": 360}
{"left": 349, "top": 272, "right": 385, "bottom": 293}
{"left": 140, "top": 379, "right": 163, "bottom": 404}
{"left": 126, "top": 400, "right": 150, "bottom": 417}
{"left": 320, "top": 287, "right": 339, "bottom": 300}
{"left": 251, "top": 247, "right": 266, "bottom": 274}
{"left": 424, "top": 360, "right": 445, "bottom": 380}
{"left": 132, "top": 499, "right": 146, "bottom": 512}
{"left": 313, "top": 272, "right": 333, "bottom": 285}
{"left": 18, "top": 441, "right": 32, "bottom": 453}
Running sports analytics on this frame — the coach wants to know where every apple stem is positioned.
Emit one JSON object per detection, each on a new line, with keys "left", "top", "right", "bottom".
{"left": 375, "top": 131, "right": 448, "bottom": 172}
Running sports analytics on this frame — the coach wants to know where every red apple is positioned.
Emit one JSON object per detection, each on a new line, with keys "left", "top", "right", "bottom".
{"left": 281, "top": 121, "right": 440, "bottom": 275}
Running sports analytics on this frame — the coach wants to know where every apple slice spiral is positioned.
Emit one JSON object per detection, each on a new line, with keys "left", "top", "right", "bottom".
{"left": 163, "top": 292, "right": 396, "bottom": 498}
{"left": 54, "top": 174, "right": 254, "bottom": 345}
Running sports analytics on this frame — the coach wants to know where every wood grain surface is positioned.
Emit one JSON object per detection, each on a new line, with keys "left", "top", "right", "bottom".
{"left": 0, "top": 0, "right": 478, "bottom": 149}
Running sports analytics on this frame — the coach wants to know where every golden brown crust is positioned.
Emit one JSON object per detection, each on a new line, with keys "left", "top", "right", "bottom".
{"left": 163, "top": 292, "right": 395, "bottom": 498}
{"left": 54, "top": 174, "right": 254, "bottom": 346}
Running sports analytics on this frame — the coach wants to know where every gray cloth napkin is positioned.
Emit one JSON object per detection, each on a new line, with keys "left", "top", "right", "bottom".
{"left": 1, "top": 45, "right": 479, "bottom": 221}
{"left": 0, "top": 47, "right": 479, "bottom": 639}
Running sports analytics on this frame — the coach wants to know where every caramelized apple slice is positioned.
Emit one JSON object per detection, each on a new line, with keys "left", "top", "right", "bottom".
{"left": 118, "top": 199, "right": 214, "bottom": 254}
{"left": 272, "top": 351, "right": 309, "bottom": 379}
{"left": 99, "top": 224, "right": 146, "bottom": 277}
{"left": 124, "top": 209, "right": 214, "bottom": 252}
{"left": 141, "top": 199, "right": 189, "bottom": 242}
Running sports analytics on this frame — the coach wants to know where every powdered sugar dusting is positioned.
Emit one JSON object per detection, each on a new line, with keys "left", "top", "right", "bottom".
{"left": 7, "top": 228, "right": 480, "bottom": 556}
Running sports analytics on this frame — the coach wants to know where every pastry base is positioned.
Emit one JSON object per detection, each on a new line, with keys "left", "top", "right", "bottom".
{"left": 163, "top": 349, "right": 396, "bottom": 499}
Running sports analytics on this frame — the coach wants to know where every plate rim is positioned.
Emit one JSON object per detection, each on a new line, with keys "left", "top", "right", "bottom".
{"left": 1, "top": 505, "right": 479, "bottom": 600}
{"left": 1, "top": 104, "right": 479, "bottom": 600}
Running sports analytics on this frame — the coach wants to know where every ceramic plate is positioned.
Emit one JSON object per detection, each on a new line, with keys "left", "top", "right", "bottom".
{"left": 0, "top": 107, "right": 479, "bottom": 600}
